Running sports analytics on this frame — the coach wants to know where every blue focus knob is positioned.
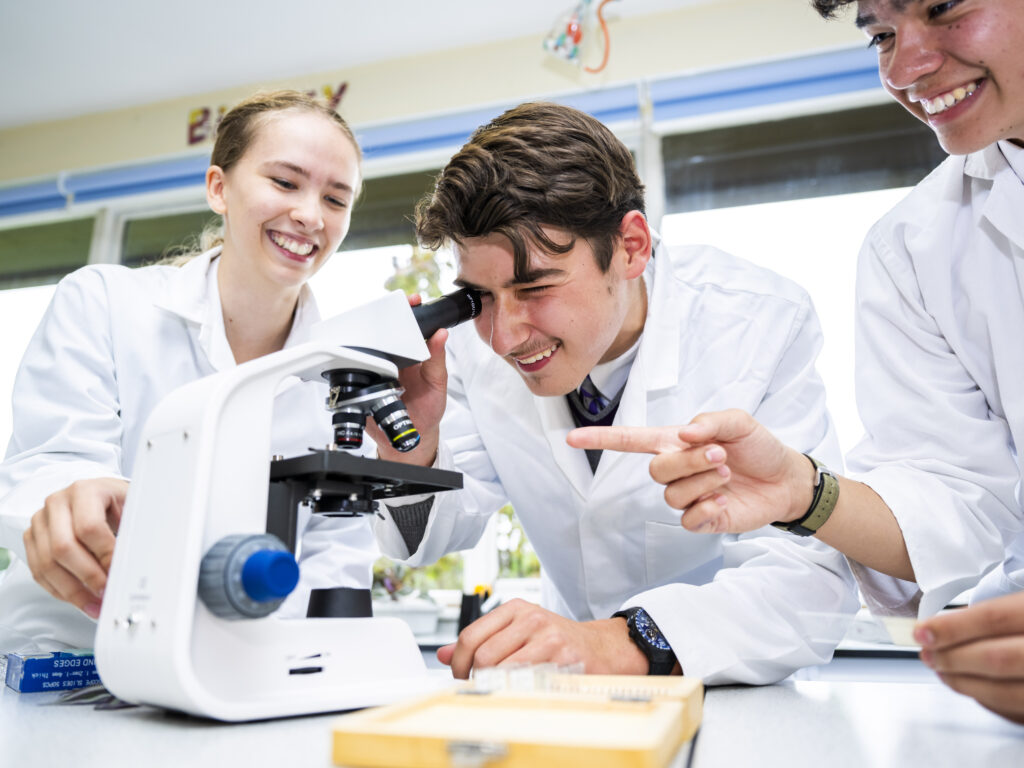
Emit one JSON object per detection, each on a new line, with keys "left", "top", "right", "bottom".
{"left": 198, "top": 533, "right": 299, "bottom": 620}
{"left": 242, "top": 549, "right": 299, "bottom": 602}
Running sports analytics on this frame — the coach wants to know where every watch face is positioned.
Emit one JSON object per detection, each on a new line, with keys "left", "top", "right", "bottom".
{"left": 633, "top": 609, "right": 672, "bottom": 651}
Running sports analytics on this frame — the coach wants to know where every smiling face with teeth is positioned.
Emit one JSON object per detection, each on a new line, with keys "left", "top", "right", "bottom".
{"left": 453, "top": 214, "right": 651, "bottom": 398}
{"left": 206, "top": 109, "right": 361, "bottom": 296}
{"left": 856, "top": 0, "right": 1024, "bottom": 154}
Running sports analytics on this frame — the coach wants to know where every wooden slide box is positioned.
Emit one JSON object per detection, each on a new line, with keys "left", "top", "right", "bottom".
{"left": 332, "top": 675, "right": 703, "bottom": 768}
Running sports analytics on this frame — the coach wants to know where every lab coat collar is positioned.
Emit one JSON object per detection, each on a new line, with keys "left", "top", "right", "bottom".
{"left": 153, "top": 246, "right": 321, "bottom": 373}
{"left": 152, "top": 246, "right": 220, "bottom": 325}
{"left": 636, "top": 235, "right": 682, "bottom": 394}
{"left": 963, "top": 141, "right": 1010, "bottom": 182}
{"left": 905, "top": 146, "right": 1024, "bottom": 263}
{"left": 973, "top": 143, "right": 1024, "bottom": 252}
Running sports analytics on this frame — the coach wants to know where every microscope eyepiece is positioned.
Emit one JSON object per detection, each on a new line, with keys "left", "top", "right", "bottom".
{"left": 411, "top": 287, "right": 482, "bottom": 339}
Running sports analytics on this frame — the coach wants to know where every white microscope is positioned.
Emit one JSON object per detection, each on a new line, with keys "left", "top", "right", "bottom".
{"left": 94, "top": 288, "right": 480, "bottom": 721}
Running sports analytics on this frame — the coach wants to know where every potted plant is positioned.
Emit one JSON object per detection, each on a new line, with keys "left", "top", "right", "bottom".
{"left": 371, "top": 559, "right": 442, "bottom": 636}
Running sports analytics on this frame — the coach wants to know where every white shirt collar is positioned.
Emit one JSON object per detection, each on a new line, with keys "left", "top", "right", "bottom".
{"left": 588, "top": 335, "right": 640, "bottom": 401}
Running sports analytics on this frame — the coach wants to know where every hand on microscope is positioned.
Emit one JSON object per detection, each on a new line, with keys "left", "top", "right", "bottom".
{"left": 23, "top": 477, "right": 129, "bottom": 619}
{"left": 436, "top": 598, "right": 650, "bottom": 678}
{"left": 367, "top": 294, "right": 450, "bottom": 468}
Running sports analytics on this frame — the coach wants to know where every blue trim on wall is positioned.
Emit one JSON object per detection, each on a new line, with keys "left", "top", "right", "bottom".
{"left": 0, "top": 47, "right": 882, "bottom": 219}
{"left": 358, "top": 84, "right": 642, "bottom": 162}
{"left": 0, "top": 155, "right": 211, "bottom": 219}
{"left": 650, "top": 47, "right": 880, "bottom": 123}
{"left": 66, "top": 155, "right": 210, "bottom": 204}
{"left": 0, "top": 179, "right": 65, "bottom": 217}
{"left": 358, "top": 105, "right": 505, "bottom": 161}
{"left": 560, "top": 84, "right": 640, "bottom": 127}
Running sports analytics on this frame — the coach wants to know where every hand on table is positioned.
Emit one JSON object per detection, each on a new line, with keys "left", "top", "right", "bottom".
{"left": 436, "top": 599, "right": 648, "bottom": 679}
{"left": 567, "top": 409, "right": 813, "bottom": 533}
{"left": 917, "top": 591, "right": 1024, "bottom": 725}
{"left": 23, "top": 477, "right": 129, "bottom": 619}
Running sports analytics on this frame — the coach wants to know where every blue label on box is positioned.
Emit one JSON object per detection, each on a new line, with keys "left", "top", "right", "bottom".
{"left": 4, "top": 649, "right": 100, "bottom": 693}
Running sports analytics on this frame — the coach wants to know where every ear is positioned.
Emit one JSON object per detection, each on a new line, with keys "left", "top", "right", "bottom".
{"left": 206, "top": 166, "right": 228, "bottom": 215}
{"left": 617, "top": 210, "right": 652, "bottom": 279}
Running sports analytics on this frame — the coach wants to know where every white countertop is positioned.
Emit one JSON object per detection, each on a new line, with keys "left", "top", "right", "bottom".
{"left": 693, "top": 680, "right": 1024, "bottom": 768}
{"left": 3, "top": 661, "right": 1022, "bottom": 767}
{"left": 1, "top": 683, "right": 341, "bottom": 767}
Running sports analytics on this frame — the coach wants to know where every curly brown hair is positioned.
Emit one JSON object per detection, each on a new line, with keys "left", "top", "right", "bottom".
{"left": 415, "top": 102, "right": 645, "bottom": 278}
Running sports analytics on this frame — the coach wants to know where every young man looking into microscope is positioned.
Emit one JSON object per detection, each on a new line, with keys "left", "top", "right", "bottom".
{"left": 370, "top": 101, "right": 857, "bottom": 684}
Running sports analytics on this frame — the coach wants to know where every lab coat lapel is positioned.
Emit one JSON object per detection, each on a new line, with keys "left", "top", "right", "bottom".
{"left": 593, "top": 245, "right": 681, "bottom": 482}
{"left": 534, "top": 394, "right": 593, "bottom": 499}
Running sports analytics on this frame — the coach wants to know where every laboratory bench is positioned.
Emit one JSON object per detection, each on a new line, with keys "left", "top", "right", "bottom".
{"left": 3, "top": 655, "right": 1022, "bottom": 768}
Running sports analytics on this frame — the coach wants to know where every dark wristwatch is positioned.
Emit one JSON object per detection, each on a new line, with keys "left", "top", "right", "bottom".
{"left": 612, "top": 607, "right": 677, "bottom": 675}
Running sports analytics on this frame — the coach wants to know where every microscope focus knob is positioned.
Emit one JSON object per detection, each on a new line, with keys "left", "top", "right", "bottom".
{"left": 242, "top": 549, "right": 299, "bottom": 601}
{"left": 198, "top": 533, "right": 299, "bottom": 620}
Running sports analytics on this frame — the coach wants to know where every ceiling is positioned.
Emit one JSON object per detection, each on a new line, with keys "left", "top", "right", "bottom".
{"left": 0, "top": 0, "right": 712, "bottom": 130}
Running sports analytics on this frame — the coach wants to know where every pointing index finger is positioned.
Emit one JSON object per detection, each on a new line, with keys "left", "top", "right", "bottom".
{"left": 567, "top": 425, "right": 688, "bottom": 455}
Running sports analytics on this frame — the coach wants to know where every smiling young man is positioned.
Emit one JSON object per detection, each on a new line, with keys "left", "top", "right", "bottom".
{"left": 370, "top": 102, "right": 857, "bottom": 684}
{"left": 570, "top": 1, "right": 1024, "bottom": 722}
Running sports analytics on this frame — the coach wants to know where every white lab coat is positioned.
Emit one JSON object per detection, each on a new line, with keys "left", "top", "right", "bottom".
{"left": 846, "top": 141, "right": 1024, "bottom": 617}
{"left": 376, "top": 243, "right": 858, "bottom": 685}
{"left": 0, "top": 248, "right": 376, "bottom": 651}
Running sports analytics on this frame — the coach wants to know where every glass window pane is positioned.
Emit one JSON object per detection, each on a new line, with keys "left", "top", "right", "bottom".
{"left": 662, "top": 187, "right": 914, "bottom": 456}
{"left": 0, "top": 282, "right": 57, "bottom": 446}
{"left": 343, "top": 170, "right": 440, "bottom": 252}
{"left": 662, "top": 102, "right": 947, "bottom": 213}
{"left": 309, "top": 243, "right": 412, "bottom": 318}
{"left": 0, "top": 218, "right": 94, "bottom": 289}
{"left": 121, "top": 210, "right": 220, "bottom": 268}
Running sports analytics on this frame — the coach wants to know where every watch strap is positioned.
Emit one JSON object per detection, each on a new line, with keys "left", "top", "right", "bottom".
{"left": 771, "top": 454, "right": 839, "bottom": 536}
{"left": 612, "top": 607, "right": 677, "bottom": 676}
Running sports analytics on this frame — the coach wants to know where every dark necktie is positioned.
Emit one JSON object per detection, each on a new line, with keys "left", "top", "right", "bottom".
{"left": 578, "top": 375, "right": 610, "bottom": 416}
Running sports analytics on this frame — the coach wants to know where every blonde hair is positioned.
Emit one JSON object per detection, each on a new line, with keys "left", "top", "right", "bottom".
{"left": 164, "top": 89, "right": 361, "bottom": 265}
{"left": 160, "top": 218, "right": 228, "bottom": 266}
